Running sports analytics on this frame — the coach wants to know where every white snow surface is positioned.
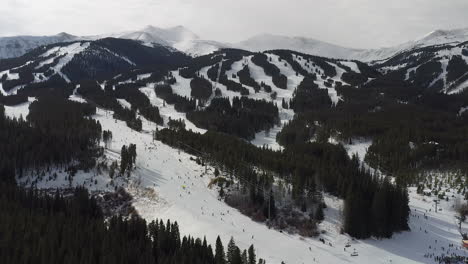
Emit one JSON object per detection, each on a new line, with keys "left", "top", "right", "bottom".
{"left": 3, "top": 97, "right": 36, "bottom": 119}
{"left": 170, "top": 71, "right": 193, "bottom": 98}
{"left": 340, "top": 61, "right": 361, "bottom": 73}
{"left": 117, "top": 99, "right": 132, "bottom": 109}
{"left": 343, "top": 138, "right": 372, "bottom": 164}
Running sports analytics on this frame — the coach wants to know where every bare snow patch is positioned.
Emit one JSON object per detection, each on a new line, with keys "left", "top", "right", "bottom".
{"left": 340, "top": 61, "right": 361, "bottom": 73}
{"left": 117, "top": 98, "right": 132, "bottom": 109}
{"left": 3, "top": 97, "right": 36, "bottom": 119}
{"left": 171, "top": 71, "right": 193, "bottom": 98}
{"left": 343, "top": 138, "right": 372, "bottom": 163}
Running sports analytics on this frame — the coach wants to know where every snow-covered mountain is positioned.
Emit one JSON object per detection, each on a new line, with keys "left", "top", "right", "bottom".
{"left": 89, "top": 25, "right": 230, "bottom": 57}
{"left": 237, "top": 33, "right": 364, "bottom": 60}
{"left": 353, "top": 28, "right": 468, "bottom": 63}
{"left": 117, "top": 25, "right": 199, "bottom": 47}
{"left": 235, "top": 28, "right": 468, "bottom": 63}
{"left": 411, "top": 28, "right": 468, "bottom": 48}
{"left": 0, "top": 32, "right": 77, "bottom": 59}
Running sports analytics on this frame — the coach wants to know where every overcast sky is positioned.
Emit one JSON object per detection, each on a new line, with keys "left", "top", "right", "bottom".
{"left": 2, "top": 0, "right": 468, "bottom": 49}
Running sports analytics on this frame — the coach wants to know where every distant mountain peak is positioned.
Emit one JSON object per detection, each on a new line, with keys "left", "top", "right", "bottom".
{"left": 421, "top": 28, "right": 468, "bottom": 38}
{"left": 137, "top": 25, "right": 199, "bottom": 42}
{"left": 414, "top": 27, "right": 468, "bottom": 46}
{"left": 55, "top": 32, "right": 76, "bottom": 40}
{"left": 115, "top": 25, "right": 223, "bottom": 56}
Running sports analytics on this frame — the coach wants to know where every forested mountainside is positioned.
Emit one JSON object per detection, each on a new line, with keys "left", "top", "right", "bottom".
{"left": 1, "top": 34, "right": 468, "bottom": 263}
{"left": 376, "top": 41, "right": 468, "bottom": 94}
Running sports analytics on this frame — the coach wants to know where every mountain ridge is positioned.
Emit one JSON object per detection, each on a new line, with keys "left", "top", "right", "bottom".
{"left": 2, "top": 25, "right": 468, "bottom": 62}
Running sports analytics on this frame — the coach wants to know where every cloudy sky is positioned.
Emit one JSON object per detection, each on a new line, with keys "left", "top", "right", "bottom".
{"left": 2, "top": 0, "right": 468, "bottom": 49}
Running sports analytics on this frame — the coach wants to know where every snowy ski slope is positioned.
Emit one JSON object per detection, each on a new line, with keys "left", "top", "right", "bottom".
{"left": 7, "top": 95, "right": 468, "bottom": 264}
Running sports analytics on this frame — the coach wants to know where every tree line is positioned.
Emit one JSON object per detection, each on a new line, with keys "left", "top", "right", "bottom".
{"left": 0, "top": 96, "right": 102, "bottom": 183}
{"left": 186, "top": 97, "right": 279, "bottom": 140}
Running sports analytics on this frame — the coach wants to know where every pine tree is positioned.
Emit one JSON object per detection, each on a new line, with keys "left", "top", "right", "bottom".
{"left": 215, "top": 236, "right": 226, "bottom": 264}
{"left": 241, "top": 250, "right": 248, "bottom": 264}
{"left": 315, "top": 204, "right": 324, "bottom": 221}
{"left": 281, "top": 98, "right": 288, "bottom": 109}
{"left": 269, "top": 191, "right": 276, "bottom": 218}
{"left": 371, "top": 180, "right": 390, "bottom": 237}
{"left": 129, "top": 144, "right": 137, "bottom": 168}
{"left": 248, "top": 245, "right": 256, "bottom": 264}
{"left": 227, "top": 237, "right": 237, "bottom": 264}
{"left": 232, "top": 246, "right": 243, "bottom": 264}
{"left": 120, "top": 145, "right": 128, "bottom": 175}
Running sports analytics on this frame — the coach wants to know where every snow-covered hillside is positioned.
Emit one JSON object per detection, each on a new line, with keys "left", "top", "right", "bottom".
{"left": 0, "top": 32, "right": 77, "bottom": 59}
